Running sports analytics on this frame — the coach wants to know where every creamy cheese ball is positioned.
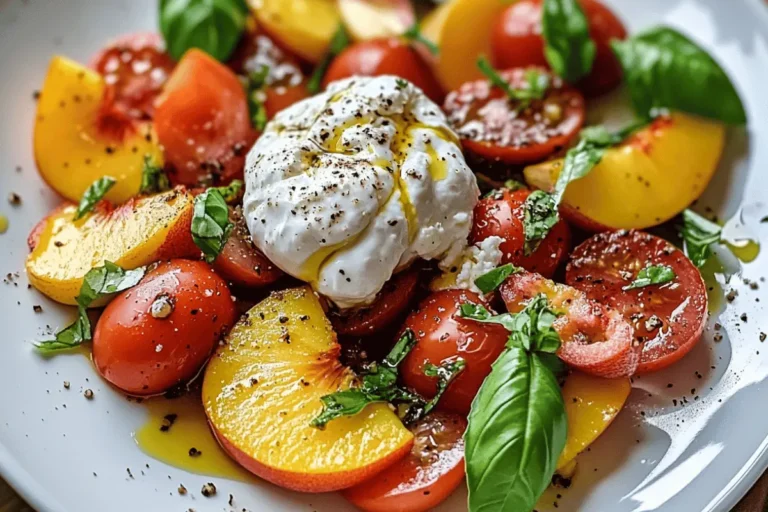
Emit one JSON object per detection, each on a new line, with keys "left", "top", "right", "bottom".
{"left": 243, "top": 76, "right": 479, "bottom": 308}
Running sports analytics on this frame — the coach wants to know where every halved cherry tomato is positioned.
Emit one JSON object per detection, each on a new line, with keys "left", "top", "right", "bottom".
{"left": 90, "top": 32, "right": 175, "bottom": 120}
{"left": 400, "top": 289, "right": 508, "bottom": 414}
{"left": 331, "top": 269, "right": 419, "bottom": 337}
{"left": 443, "top": 68, "right": 585, "bottom": 165}
{"left": 228, "top": 30, "right": 310, "bottom": 119}
{"left": 566, "top": 230, "right": 707, "bottom": 374}
{"left": 93, "top": 259, "right": 237, "bottom": 395}
{"left": 323, "top": 39, "right": 444, "bottom": 103}
{"left": 154, "top": 49, "right": 255, "bottom": 187}
{"left": 491, "top": 0, "right": 627, "bottom": 97}
{"left": 213, "top": 208, "right": 283, "bottom": 288}
{"left": 470, "top": 188, "right": 570, "bottom": 278}
{"left": 501, "top": 272, "right": 639, "bottom": 378}
{"left": 343, "top": 412, "right": 466, "bottom": 512}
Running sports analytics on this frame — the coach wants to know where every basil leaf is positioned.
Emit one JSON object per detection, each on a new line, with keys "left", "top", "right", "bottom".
{"left": 459, "top": 303, "right": 516, "bottom": 331}
{"left": 403, "top": 23, "right": 439, "bottom": 56}
{"left": 465, "top": 345, "right": 567, "bottom": 512}
{"left": 504, "top": 179, "right": 526, "bottom": 192}
{"left": 623, "top": 264, "right": 676, "bottom": 291}
{"left": 395, "top": 79, "right": 409, "bottom": 91}
{"left": 212, "top": 179, "right": 244, "bottom": 204}
{"left": 245, "top": 65, "right": 271, "bottom": 131}
{"left": 139, "top": 155, "right": 170, "bottom": 195}
{"left": 74, "top": 176, "right": 116, "bottom": 220}
{"left": 474, "top": 264, "right": 522, "bottom": 294}
{"left": 307, "top": 24, "right": 350, "bottom": 94}
{"left": 551, "top": 139, "right": 605, "bottom": 203}
{"left": 192, "top": 188, "right": 234, "bottom": 263}
{"left": 310, "top": 390, "right": 380, "bottom": 428}
{"left": 422, "top": 358, "right": 466, "bottom": 415}
{"left": 681, "top": 209, "right": 722, "bottom": 267}
{"left": 541, "top": 0, "right": 596, "bottom": 82}
{"left": 611, "top": 26, "right": 746, "bottom": 125}
{"left": 36, "top": 306, "right": 91, "bottom": 354}
{"left": 159, "top": 0, "right": 248, "bottom": 62}
{"left": 523, "top": 190, "right": 560, "bottom": 255}
{"left": 477, "top": 57, "right": 549, "bottom": 109}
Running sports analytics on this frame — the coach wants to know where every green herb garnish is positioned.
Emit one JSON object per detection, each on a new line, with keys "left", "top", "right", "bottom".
{"left": 623, "top": 264, "right": 676, "bottom": 290}
{"left": 541, "top": 0, "right": 596, "bottom": 82}
{"left": 474, "top": 264, "right": 522, "bottom": 294}
{"left": 191, "top": 187, "right": 233, "bottom": 263}
{"left": 307, "top": 24, "right": 350, "bottom": 94}
{"left": 245, "top": 64, "right": 271, "bottom": 131}
{"left": 74, "top": 176, "right": 116, "bottom": 220}
{"left": 403, "top": 23, "right": 439, "bottom": 56}
{"left": 139, "top": 155, "right": 170, "bottom": 195}
{"left": 681, "top": 209, "right": 722, "bottom": 268}
{"left": 477, "top": 57, "right": 549, "bottom": 109}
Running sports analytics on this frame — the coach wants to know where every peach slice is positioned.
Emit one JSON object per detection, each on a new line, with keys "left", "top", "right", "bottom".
{"left": 524, "top": 113, "right": 725, "bottom": 230}
{"left": 203, "top": 287, "right": 413, "bottom": 492}
{"left": 34, "top": 56, "right": 163, "bottom": 204}
{"left": 26, "top": 188, "right": 197, "bottom": 305}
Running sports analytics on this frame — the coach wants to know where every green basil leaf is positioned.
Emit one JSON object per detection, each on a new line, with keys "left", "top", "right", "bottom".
{"left": 474, "top": 264, "right": 522, "bottom": 294}
{"left": 139, "top": 155, "right": 170, "bottom": 195}
{"left": 611, "top": 26, "right": 746, "bottom": 125}
{"left": 504, "top": 179, "right": 526, "bottom": 192}
{"left": 245, "top": 65, "right": 271, "bottom": 131}
{"left": 192, "top": 188, "right": 233, "bottom": 263}
{"left": 395, "top": 78, "right": 409, "bottom": 91}
{"left": 552, "top": 139, "right": 605, "bottom": 203}
{"left": 74, "top": 176, "right": 116, "bottom": 220}
{"left": 523, "top": 190, "right": 560, "bottom": 255}
{"left": 465, "top": 345, "right": 567, "bottom": 512}
{"left": 159, "top": 0, "right": 249, "bottom": 62}
{"left": 541, "top": 0, "right": 596, "bottom": 82}
{"left": 477, "top": 57, "right": 549, "bottom": 108}
{"left": 623, "top": 264, "right": 676, "bottom": 291}
{"left": 681, "top": 209, "right": 722, "bottom": 267}
{"left": 212, "top": 179, "right": 244, "bottom": 204}
{"left": 403, "top": 23, "right": 439, "bottom": 56}
{"left": 36, "top": 306, "right": 91, "bottom": 354}
{"left": 310, "top": 390, "right": 381, "bottom": 429}
{"left": 422, "top": 358, "right": 466, "bottom": 415}
{"left": 459, "top": 303, "right": 516, "bottom": 331}
{"left": 307, "top": 24, "right": 350, "bottom": 94}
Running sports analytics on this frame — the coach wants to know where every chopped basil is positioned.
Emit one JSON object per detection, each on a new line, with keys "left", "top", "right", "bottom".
{"left": 307, "top": 24, "right": 350, "bottom": 94}
{"left": 395, "top": 78, "right": 409, "bottom": 91}
{"left": 191, "top": 188, "right": 233, "bottom": 263}
{"left": 541, "top": 0, "right": 596, "bottom": 82}
{"left": 477, "top": 57, "right": 549, "bottom": 109}
{"left": 474, "top": 264, "right": 522, "bottom": 294}
{"left": 212, "top": 179, "right": 244, "bottom": 204}
{"left": 36, "top": 307, "right": 91, "bottom": 354}
{"left": 623, "top": 264, "right": 676, "bottom": 290}
{"left": 74, "top": 176, "right": 116, "bottom": 220}
{"left": 422, "top": 358, "right": 466, "bottom": 415}
{"left": 504, "top": 179, "right": 526, "bottom": 191}
{"left": 139, "top": 155, "right": 170, "bottom": 195}
{"left": 403, "top": 23, "right": 439, "bottom": 56}
{"left": 681, "top": 209, "right": 722, "bottom": 267}
{"left": 523, "top": 190, "right": 560, "bottom": 255}
{"left": 245, "top": 65, "right": 270, "bottom": 131}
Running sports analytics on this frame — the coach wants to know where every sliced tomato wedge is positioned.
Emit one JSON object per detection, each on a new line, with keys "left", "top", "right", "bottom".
{"left": 330, "top": 269, "right": 419, "bottom": 337}
{"left": 501, "top": 272, "right": 639, "bottom": 378}
{"left": 566, "top": 230, "right": 707, "bottom": 374}
{"left": 342, "top": 412, "right": 467, "bottom": 512}
{"left": 443, "top": 67, "right": 585, "bottom": 165}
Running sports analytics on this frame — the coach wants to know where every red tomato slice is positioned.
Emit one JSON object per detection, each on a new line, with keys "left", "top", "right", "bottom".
{"left": 501, "top": 272, "right": 639, "bottom": 378}
{"left": 343, "top": 412, "right": 466, "bottom": 512}
{"left": 330, "top": 269, "right": 419, "bottom": 337}
{"left": 91, "top": 32, "right": 175, "bottom": 120}
{"left": 154, "top": 49, "right": 255, "bottom": 187}
{"left": 443, "top": 68, "right": 585, "bottom": 165}
{"left": 400, "top": 289, "right": 509, "bottom": 414}
{"left": 470, "top": 188, "right": 570, "bottom": 278}
{"left": 566, "top": 230, "right": 707, "bottom": 374}
{"left": 323, "top": 39, "right": 445, "bottom": 104}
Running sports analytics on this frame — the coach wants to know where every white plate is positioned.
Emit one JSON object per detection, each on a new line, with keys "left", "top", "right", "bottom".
{"left": 2, "top": 0, "right": 768, "bottom": 510}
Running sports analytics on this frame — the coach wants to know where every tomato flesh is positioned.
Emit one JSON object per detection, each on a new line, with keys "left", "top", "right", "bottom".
{"left": 501, "top": 272, "right": 639, "bottom": 378}
{"left": 443, "top": 68, "right": 585, "bottom": 164}
{"left": 93, "top": 259, "right": 237, "bottom": 395}
{"left": 343, "top": 412, "right": 466, "bottom": 512}
{"left": 400, "top": 289, "right": 509, "bottom": 414}
{"left": 470, "top": 188, "right": 570, "bottom": 278}
{"left": 566, "top": 230, "right": 707, "bottom": 374}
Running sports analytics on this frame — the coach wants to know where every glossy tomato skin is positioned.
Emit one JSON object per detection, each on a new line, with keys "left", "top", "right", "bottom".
{"left": 154, "top": 49, "right": 255, "bottom": 187}
{"left": 331, "top": 269, "right": 420, "bottom": 337}
{"left": 492, "top": 0, "right": 627, "bottom": 97}
{"left": 90, "top": 32, "right": 175, "bottom": 120}
{"left": 470, "top": 188, "right": 570, "bottom": 278}
{"left": 566, "top": 230, "right": 707, "bottom": 374}
{"left": 401, "top": 290, "right": 509, "bottom": 414}
{"left": 443, "top": 68, "right": 585, "bottom": 165}
{"left": 93, "top": 260, "right": 237, "bottom": 395}
{"left": 323, "top": 39, "right": 444, "bottom": 103}
{"left": 343, "top": 412, "right": 466, "bottom": 512}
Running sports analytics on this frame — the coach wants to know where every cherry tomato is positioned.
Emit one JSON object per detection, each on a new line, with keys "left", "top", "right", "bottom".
{"left": 500, "top": 272, "right": 639, "bottom": 378}
{"left": 400, "top": 289, "right": 508, "bottom": 414}
{"left": 331, "top": 269, "right": 419, "bottom": 337}
{"left": 229, "top": 30, "right": 310, "bottom": 119}
{"left": 470, "top": 188, "right": 570, "bottom": 278}
{"left": 491, "top": 0, "right": 627, "bottom": 97}
{"left": 213, "top": 208, "right": 283, "bottom": 288}
{"left": 93, "top": 259, "right": 237, "bottom": 395}
{"left": 343, "top": 412, "right": 466, "bottom": 512}
{"left": 566, "top": 230, "right": 707, "bottom": 374}
{"left": 443, "top": 68, "right": 585, "bottom": 165}
{"left": 323, "top": 39, "right": 444, "bottom": 103}
{"left": 154, "top": 49, "right": 255, "bottom": 187}
{"left": 91, "top": 32, "right": 175, "bottom": 120}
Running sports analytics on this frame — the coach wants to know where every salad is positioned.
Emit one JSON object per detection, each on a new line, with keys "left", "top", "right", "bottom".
{"left": 23, "top": 0, "right": 749, "bottom": 510}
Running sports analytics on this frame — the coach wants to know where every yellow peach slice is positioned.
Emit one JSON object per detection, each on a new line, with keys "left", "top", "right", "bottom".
{"left": 34, "top": 56, "right": 163, "bottom": 204}
{"left": 203, "top": 287, "right": 413, "bottom": 492}
{"left": 338, "top": 0, "right": 415, "bottom": 41}
{"left": 524, "top": 113, "right": 725, "bottom": 230}
{"left": 26, "top": 188, "right": 197, "bottom": 305}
